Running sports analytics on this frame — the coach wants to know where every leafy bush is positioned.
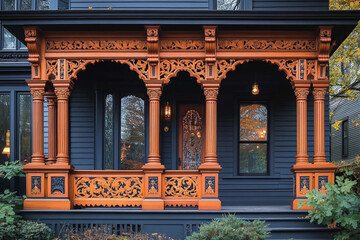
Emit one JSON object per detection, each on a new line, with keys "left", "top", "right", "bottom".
{"left": 0, "top": 160, "right": 25, "bottom": 180}
{"left": 299, "top": 174, "right": 360, "bottom": 240}
{"left": 0, "top": 220, "right": 52, "bottom": 240}
{"left": 186, "top": 215, "right": 270, "bottom": 240}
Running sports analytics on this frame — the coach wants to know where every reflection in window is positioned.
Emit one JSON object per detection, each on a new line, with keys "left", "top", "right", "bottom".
{"left": 3, "top": 28, "right": 16, "bottom": 49}
{"left": 18, "top": 94, "right": 31, "bottom": 163}
{"left": 239, "top": 104, "right": 268, "bottom": 175}
{"left": 121, "top": 95, "right": 145, "bottom": 170}
{"left": 20, "top": 0, "right": 32, "bottom": 10}
{"left": 39, "top": 0, "right": 50, "bottom": 10}
{"left": 104, "top": 94, "right": 114, "bottom": 170}
{"left": 0, "top": 94, "right": 11, "bottom": 165}
{"left": 217, "top": 0, "right": 242, "bottom": 10}
{"left": 3, "top": 0, "right": 16, "bottom": 10}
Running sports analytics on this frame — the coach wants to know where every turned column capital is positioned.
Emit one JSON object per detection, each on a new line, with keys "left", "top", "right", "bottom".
{"left": 147, "top": 88, "right": 162, "bottom": 101}
{"left": 203, "top": 88, "right": 219, "bottom": 101}
{"left": 30, "top": 89, "right": 45, "bottom": 100}
{"left": 312, "top": 88, "right": 327, "bottom": 100}
{"left": 55, "top": 88, "right": 71, "bottom": 100}
{"left": 294, "top": 87, "right": 310, "bottom": 100}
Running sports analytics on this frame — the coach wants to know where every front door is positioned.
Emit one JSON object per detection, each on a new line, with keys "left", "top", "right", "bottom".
{"left": 178, "top": 104, "right": 205, "bottom": 170}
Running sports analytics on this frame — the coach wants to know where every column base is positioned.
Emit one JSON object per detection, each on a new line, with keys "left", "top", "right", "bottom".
{"left": 292, "top": 199, "right": 312, "bottom": 210}
{"left": 24, "top": 199, "right": 72, "bottom": 210}
{"left": 142, "top": 199, "right": 164, "bottom": 210}
{"left": 142, "top": 163, "right": 165, "bottom": 171}
{"left": 198, "top": 199, "right": 221, "bottom": 210}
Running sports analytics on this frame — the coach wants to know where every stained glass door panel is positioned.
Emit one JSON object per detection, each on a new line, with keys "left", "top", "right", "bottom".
{"left": 178, "top": 104, "right": 205, "bottom": 170}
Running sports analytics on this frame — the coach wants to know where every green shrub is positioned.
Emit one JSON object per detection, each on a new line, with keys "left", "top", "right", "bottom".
{"left": 299, "top": 173, "right": 360, "bottom": 240}
{"left": 186, "top": 215, "right": 270, "bottom": 240}
{"left": 0, "top": 160, "right": 24, "bottom": 180}
{"left": 0, "top": 220, "right": 52, "bottom": 240}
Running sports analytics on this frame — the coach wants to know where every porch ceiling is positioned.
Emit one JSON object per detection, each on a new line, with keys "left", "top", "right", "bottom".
{"left": 1, "top": 10, "right": 360, "bottom": 55}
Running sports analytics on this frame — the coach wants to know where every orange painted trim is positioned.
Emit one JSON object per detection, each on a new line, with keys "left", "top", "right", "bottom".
{"left": 24, "top": 199, "right": 72, "bottom": 210}
{"left": 292, "top": 199, "right": 312, "bottom": 210}
{"left": 198, "top": 199, "right": 221, "bottom": 210}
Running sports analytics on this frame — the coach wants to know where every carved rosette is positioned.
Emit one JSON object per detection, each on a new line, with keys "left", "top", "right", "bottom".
{"left": 312, "top": 88, "right": 327, "bottom": 100}
{"left": 147, "top": 88, "right": 162, "bottom": 101}
{"left": 294, "top": 88, "right": 310, "bottom": 100}
{"left": 147, "top": 27, "right": 159, "bottom": 42}
{"left": 204, "top": 88, "right": 219, "bottom": 101}
{"left": 55, "top": 89, "right": 71, "bottom": 100}
{"left": 30, "top": 89, "right": 45, "bottom": 100}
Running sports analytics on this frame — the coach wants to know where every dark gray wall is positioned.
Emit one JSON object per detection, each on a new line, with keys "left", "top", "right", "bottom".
{"left": 330, "top": 97, "right": 360, "bottom": 163}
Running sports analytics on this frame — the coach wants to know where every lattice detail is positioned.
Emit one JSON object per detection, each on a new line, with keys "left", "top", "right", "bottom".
{"left": 267, "top": 59, "right": 298, "bottom": 80}
{"left": 164, "top": 177, "right": 198, "bottom": 198}
{"left": 118, "top": 59, "right": 149, "bottom": 81}
{"left": 46, "top": 60, "right": 58, "bottom": 78}
{"left": 161, "top": 40, "right": 204, "bottom": 50}
{"left": 216, "top": 59, "right": 245, "bottom": 81}
{"left": 74, "top": 177, "right": 143, "bottom": 199}
{"left": 46, "top": 40, "right": 147, "bottom": 51}
{"left": 217, "top": 40, "right": 316, "bottom": 51}
{"left": 307, "top": 60, "right": 316, "bottom": 79}
{"left": 160, "top": 59, "right": 205, "bottom": 83}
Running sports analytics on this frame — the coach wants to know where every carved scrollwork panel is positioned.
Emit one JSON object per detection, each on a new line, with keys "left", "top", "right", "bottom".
{"left": 164, "top": 176, "right": 198, "bottom": 198}
{"left": 46, "top": 60, "right": 58, "bottom": 79}
{"left": 161, "top": 40, "right": 204, "bottom": 50}
{"left": 160, "top": 59, "right": 205, "bottom": 83}
{"left": 46, "top": 40, "right": 147, "bottom": 51}
{"left": 74, "top": 177, "right": 143, "bottom": 199}
{"left": 216, "top": 59, "right": 244, "bottom": 81}
{"left": 218, "top": 40, "right": 316, "bottom": 51}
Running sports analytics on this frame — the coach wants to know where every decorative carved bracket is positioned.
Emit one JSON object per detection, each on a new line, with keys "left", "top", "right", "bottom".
{"left": 24, "top": 26, "right": 41, "bottom": 79}
{"left": 317, "top": 26, "right": 332, "bottom": 80}
{"left": 159, "top": 59, "right": 206, "bottom": 84}
{"left": 146, "top": 25, "right": 160, "bottom": 80}
{"left": 204, "top": 26, "right": 217, "bottom": 80}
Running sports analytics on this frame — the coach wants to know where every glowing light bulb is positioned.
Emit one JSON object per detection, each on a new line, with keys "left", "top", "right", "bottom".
{"left": 252, "top": 83, "right": 259, "bottom": 95}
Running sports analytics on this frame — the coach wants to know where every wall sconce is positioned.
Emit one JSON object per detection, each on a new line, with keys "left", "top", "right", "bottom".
{"left": 2, "top": 130, "right": 10, "bottom": 157}
{"left": 252, "top": 83, "right": 259, "bottom": 95}
{"left": 164, "top": 101, "right": 171, "bottom": 121}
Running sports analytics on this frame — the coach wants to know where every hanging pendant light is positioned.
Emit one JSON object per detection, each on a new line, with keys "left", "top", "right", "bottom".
{"left": 252, "top": 82, "right": 259, "bottom": 95}
{"left": 164, "top": 101, "right": 171, "bottom": 121}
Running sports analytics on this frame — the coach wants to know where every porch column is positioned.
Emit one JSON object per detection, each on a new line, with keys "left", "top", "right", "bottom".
{"left": 54, "top": 81, "right": 73, "bottom": 165}
{"left": 293, "top": 84, "right": 311, "bottom": 165}
{"left": 45, "top": 92, "right": 57, "bottom": 164}
{"left": 143, "top": 86, "right": 165, "bottom": 169}
{"left": 312, "top": 86, "right": 328, "bottom": 164}
{"left": 27, "top": 80, "right": 46, "bottom": 165}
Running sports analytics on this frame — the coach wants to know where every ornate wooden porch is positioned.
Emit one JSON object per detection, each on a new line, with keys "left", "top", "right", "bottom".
{"left": 23, "top": 25, "right": 337, "bottom": 210}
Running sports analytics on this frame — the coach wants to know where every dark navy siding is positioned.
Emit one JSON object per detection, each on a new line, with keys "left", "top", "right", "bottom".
{"left": 252, "top": 0, "right": 329, "bottom": 11}
{"left": 70, "top": 0, "right": 210, "bottom": 10}
{"left": 69, "top": 84, "right": 96, "bottom": 170}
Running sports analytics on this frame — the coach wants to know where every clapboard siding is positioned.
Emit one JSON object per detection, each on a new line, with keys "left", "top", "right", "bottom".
{"left": 252, "top": 0, "right": 329, "bottom": 11}
{"left": 70, "top": 0, "right": 210, "bottom": 10}
{"left": 69, "top": 85, "right": 96, "bottom": 170}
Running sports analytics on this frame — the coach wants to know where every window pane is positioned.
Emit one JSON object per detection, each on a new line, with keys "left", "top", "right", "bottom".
{"left": 3, "top": 0, "right": 16, "bottom": 10}
{"left": 240, "top": 104, "right": 267, "bottom": 141}
{"left": 18, "top": 94, "right": 31, "bottom": 163}
{"left": 121, "top": 95, "right": 145, "bottom": 170}
{"left": 20, "top": 42, "right": 27, "bottom": 49}
{"left": 3, "top": 28, "right": 16, "bottom": 49}
{"left": 20, "top": 0, "right": 32, "bottom": 10}
{"left": 0, "top": 94, "right": 11, "bottom": 164}
{"left": 104, "top": 94, "right": 114, "bottom": 170}
{"left": 39, "top": 0, "right": 50, "bottom": 10}
{"left": 217, "top": 0, "right": 242, "bottom": 10}
{"left": 239, "top": 143, "right": 267, "bottom": 174}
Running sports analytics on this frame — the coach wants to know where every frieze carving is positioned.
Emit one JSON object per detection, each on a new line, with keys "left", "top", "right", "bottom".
{"left": 294, "top": 88, "right": 310, "bottom": 100}
{"left": 161, "top": 40, "right": 204, "bottom": 50}
{"left": 51, "top": 176, "right": 65, "bottom": 195}
{"left": 165, "top": 177, "right": 198, "bottom": 198}
{"left": 313, "top": 88, "right": 327, "bottom": 100}
{"left": 159, "top": 59, "right": 205, "bottom": 83}
{"left": 30, "top": 89, "right": 45, "bottom": 99}
{"left": 147, "top": 88, "right": 162, "bottom": 100}
{"left": 204, "top": 88, "right": 219, "bottom": 100}
{"left": 46, "top": 40, "right": 147, "bottom": 51}
{"left": 74, "top": 177, "right": 143, "bottom": 199}
{"left": 46, "top": 60, "right": 58, "bottom": 79}
{"left": 217, "top": 40, "right": 316, "bottom": 51}
{"left": 55, "top": 89, "right": 71, "bottom": 99}
{"left": 31, "top": 176, "right": 41, "bottom": 194}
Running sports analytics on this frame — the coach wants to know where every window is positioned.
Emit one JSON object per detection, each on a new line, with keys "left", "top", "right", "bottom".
{"left": 1, "top": 0, "right": 50, "bottom": 51}
{"left": 102, "top": 93, "right": 145, "bottom": 170}
{"left": 217, "top": 0, "right": 248, "bottom": 10}
{"left": 342, "top": 119, "right": 349, "bottom": 157}
{"left": 239, "top": 104, "right": 268, "bottom": 175}
{"left": 0, "top": 91, "right": 32, "bottom": 165}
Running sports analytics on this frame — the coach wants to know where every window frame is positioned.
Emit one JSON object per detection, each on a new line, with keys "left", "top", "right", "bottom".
{"left": 342, "top": 118, "right": 349, "bottom": 158}
{"left": 237, "top": 102, "right": 270, "bottom": 176}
